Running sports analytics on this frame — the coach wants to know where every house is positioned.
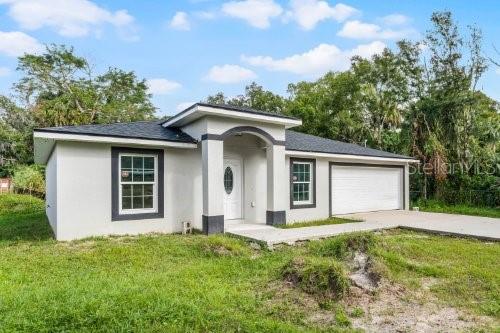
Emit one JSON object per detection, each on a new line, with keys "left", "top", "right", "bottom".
{"left": 33, "top": 103, "right": 418, "bottom": 241}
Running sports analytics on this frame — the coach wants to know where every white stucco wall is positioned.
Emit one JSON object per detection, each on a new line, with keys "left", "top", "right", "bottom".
{"left": 285, "top": 155, "right": 409, "bottom": 224}
{"left": 53, "top": 141, "right": 202, "bottom": 241}
{"left": 45, "top": 146, "right": 57, "bottom": 234}
{"left": 182, "top": 118, "right": 208, "bottom": 141}
{"left": 44, "top": 114, "right": 411, "bottom": 240}
{"left": 285, "top": 156, "right": 330, "bottom": 223}
{"left": 182, "top": 116, "right": 285, "bottom": 142}
{"left": 165, "top": 146, "right": 203, "bottom": 230}
{"left": 207, "top": 117, "right": 285, "bottom": 141}
{"left": 404, "top": 164, "right": 410, "bottom": 210}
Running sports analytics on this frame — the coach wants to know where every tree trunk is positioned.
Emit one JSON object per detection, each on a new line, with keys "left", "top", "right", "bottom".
{"left": 423, "top": 175, "right": 427, "bottom": 200}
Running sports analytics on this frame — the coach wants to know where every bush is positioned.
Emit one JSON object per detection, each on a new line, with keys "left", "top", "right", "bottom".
{"left": 281, "top": 257, "right": 349, "bottom": 298}
{"left": 350, "top": 307, "right": 364, "bottom": 318}
{"left": 12, "top": 165, "right": 45, "bottom": 195}
{"left": 334, "top": 307, "right": 351, "bottom": 327}
{"left": 438, "top": 174, "right": 499, "bottom": 207}
{"left": 308, "top": 232, "right": 376, "bottom": 259}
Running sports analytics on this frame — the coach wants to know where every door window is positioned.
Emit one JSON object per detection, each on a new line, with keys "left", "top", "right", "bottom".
{"left": 224, "top": 166, "right": 234, "bottom": 194}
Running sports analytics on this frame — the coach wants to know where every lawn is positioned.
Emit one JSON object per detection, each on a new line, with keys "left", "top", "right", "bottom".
{"left": 413, "top": 199, "right": 500, "bottom": 218}
{"left": 0, "top": 194, "right": 498, "bottom": 332}
{"left": 277, "top": 217, "right": 362, "bottom": 229}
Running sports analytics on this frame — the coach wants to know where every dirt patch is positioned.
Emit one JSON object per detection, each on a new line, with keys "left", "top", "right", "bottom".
{"left": 343, "top": 251, "right": 493, "bottom": 331}
{"left": 344, "top": 280, "right": 494, "bottom": 332}
{"left": 266, "top": 265, "right": 493, "bottom": 332}
{"left": 348, "top": 251, "right": 381, "bottom": 291}
{"left": 271, "top": 240, "right": 495, "bottom": 332}
{"left": 263, "top": 280, "right": 336, "bottom": 327}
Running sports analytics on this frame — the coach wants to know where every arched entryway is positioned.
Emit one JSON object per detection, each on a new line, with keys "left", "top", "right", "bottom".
{"left": 201, "top": 126, "right": 287, "bottom": 234}
{"left": 223, "top": 132, "right": 268, "bottom": 223}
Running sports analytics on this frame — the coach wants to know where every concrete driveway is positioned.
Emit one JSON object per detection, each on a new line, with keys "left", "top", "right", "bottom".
{"left": 343, "top": 210, "right": 500, "bottom": 241}
{"left": 226, "top": 210, "right": 500, "bottom": 247}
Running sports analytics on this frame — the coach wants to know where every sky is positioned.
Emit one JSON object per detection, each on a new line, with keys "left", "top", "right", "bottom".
{"left": 0, "top": 0, "right": 499, "bottom": 117}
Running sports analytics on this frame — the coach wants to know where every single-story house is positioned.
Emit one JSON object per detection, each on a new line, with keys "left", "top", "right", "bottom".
{"left": 34, "top": 103, "right": 418, "bottom": 241}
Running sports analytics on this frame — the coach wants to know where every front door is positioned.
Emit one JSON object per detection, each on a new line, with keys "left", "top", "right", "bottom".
{"left": 223, "top": 159, "right": 242, "bottom": 220}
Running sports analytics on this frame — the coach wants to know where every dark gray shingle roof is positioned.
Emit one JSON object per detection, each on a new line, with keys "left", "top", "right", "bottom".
{"left": 34, "top": 120, "right": 197, "bottom": 143}
{"left": 34, "top": 120, "right": 413, "bottom": 160}
{"left": 285, "top": 130, "right": 413, "bottom": 160}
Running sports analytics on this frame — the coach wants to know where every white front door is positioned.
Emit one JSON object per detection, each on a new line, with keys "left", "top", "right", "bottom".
{"left": 331, "top": 165, "right": 403, "bottom": 215}
{"left": 223, "top": 159, "right": 242, "bottom": 220}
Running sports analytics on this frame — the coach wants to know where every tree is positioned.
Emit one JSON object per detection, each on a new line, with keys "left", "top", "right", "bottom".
{"left": 0, "top": 96, "right": 34, "bottom": 172}
{"left": 205, "top": 82, "right": 286, "bottom": 114}
{"left": 286, "top": 71, "right": 369, "bottom": 144}
{"left": 0, "top": 45, "right": 157, "bottom": 174}
{"left": 406, "top": 12, "right": 489, "bottom": 197}
{"left": 489, "top": 45, "right": 500, "bottom": 68}
{"left": 351, "top": 47, "right": 416, "bottom": 151}
{"left": 13, "top": 44, "right": 155, "bottom": 127}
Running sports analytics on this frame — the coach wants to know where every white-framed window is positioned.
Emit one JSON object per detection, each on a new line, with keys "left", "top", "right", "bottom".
{"left": 291, "top": 159, "right": 315, "bottom": 208}
{"left": 118, "top": 153, "right": 158, "bottom": 215}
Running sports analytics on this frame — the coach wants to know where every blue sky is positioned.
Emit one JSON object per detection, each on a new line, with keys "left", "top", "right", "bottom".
{"left": 0, "top": 0, "right": 499, "bottom": 117}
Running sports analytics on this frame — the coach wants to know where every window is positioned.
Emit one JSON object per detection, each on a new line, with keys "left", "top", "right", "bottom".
{"left": 224, "top": 166, "right": 233, "bottom": 194}
{"left": 119, "top": 154, "right": 157, "bottom": 213}
{"left": 112, "top": 147, "right": 164, "bottom": 221}
{"left": 290, "top": 158, "right": 316, "bottom": 209}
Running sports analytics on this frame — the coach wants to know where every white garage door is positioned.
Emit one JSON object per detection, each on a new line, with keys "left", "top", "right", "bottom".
{"left": 331, "top": 164, "right": 403, "bottom": 215}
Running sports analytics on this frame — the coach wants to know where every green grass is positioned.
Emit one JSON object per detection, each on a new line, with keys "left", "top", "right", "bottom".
{"left": 375, "top": 229, "right": 500, "bottom": 317}
{"left": 413, "top": 199, "right": 500, "bottom": 218}
{"left": 277, "top": 217, "right": 362, "bottom": 229}
{"left": 0, "top": 193, "right": 53, "bottom": 242}
{"left": 0, "top": 194, "right": 498, "bottom": 332}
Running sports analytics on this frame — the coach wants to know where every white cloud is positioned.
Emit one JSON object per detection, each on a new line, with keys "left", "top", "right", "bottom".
{"left": 0, "top": 31, "right": 43, "bottom": 57}
{"left": 176, "top": 102, "right": 196, "bottom": 112}
{"left": 222, "top": 0, "right": 282, "bottom": 29}
{"left": 194, "top": 11, "right": 216, "bottom": 20}
{"left": 0, "top": 0, "right": 136, "bottom": 38}
{"left": 146, "top": 78, "right": 181, "bottom": 95}
{"left": 379, "top": 14, "right": 410, "bottom": 26}
{"left": 496, "top": 68, "right": 500, "bottom": 75}
{"left": 284, "top": 0, "right": 358, "bottom": 30}
{"left": 204, "top": 64, "right": 257, "bottom": 83}
{"left": 0, "top": 67, "right": 10, "bottom": 76}
{"left": 337, "top": 20, "right": 416, "bottom": 40}
{"left": 242, "top": 41, "right": 386, "bottom": 76}
{"left": 169, "top": 11, "right": 191, "bottom": 31}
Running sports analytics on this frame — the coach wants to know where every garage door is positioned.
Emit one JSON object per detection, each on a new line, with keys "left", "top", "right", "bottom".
{"left": 331, "top": 164, "right": 403, "bottom": 215}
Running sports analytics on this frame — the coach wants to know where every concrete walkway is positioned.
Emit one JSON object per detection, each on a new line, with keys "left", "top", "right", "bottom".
{"left": 225, "top": 211, "right": 500, "bottom": 247}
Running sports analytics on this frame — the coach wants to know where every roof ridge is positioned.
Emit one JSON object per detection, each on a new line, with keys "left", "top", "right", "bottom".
{"left": 163, "top": 102, "right": 300, "bottom": 125}
{"left": 197, "top": 102, "right": 299, "bottom": 119}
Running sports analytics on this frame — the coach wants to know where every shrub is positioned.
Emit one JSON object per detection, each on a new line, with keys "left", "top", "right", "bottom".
{"left": 350, "top": 307, "right": 364, "bottom": 318}
{"left": 334, "top": 307, "right": 351, "bottom": 327}
{"left": 201, "top": 235, "right": 250, "bottom": 257}
{"left": 281, "top": 257, "right": 349, "bottom": 298}
{"left": 12, "top": 165, "right": 45, "bottom": 194}
{"left": 436, "top": 174, "right": 499, "bottom": 207}
{"left": 308, "top": 232, "right": 376, "bottom": 259}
